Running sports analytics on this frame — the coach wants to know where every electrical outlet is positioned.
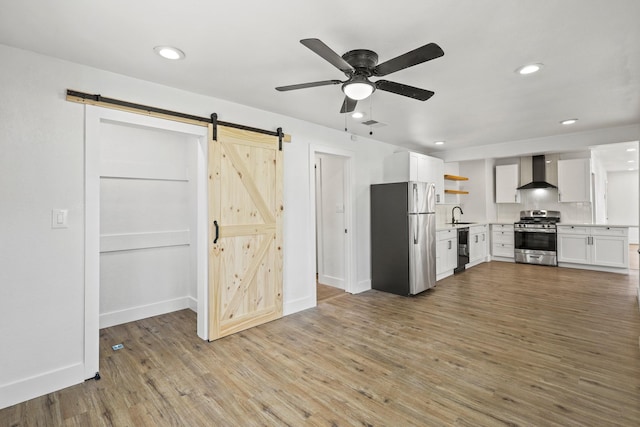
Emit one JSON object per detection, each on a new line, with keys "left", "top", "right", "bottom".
{"left": 112, "top": 343, "right": 124, "bottom": 351}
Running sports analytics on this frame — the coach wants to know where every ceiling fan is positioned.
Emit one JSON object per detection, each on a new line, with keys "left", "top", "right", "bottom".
{"left": 276, "top": 38, "right": 444, "bottom": 113}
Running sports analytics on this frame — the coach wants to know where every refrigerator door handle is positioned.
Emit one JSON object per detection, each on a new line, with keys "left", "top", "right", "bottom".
{"left": 412, "top": 183, "right": 418, "bottom": 214}
{"left": 414, "top": 215, "right": 418, "bottom": 244}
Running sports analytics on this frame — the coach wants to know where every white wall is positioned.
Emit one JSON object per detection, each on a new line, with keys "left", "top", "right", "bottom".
{"left": 0, "top": 44, "right": 398, "bottom": 408}
{"left": 607, "top": 170, "right": 639, "bottom": 243}
{"left": 458, "top": 159, "right": 492, "bottom": 223}
{"left": 591, "top": 151, "right": 608, "bottom": 224}
{"left": 98, "top": 120, "right": 199, "bottom": 327}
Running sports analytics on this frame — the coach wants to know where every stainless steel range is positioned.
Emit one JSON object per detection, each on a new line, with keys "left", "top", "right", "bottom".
{"left": 514, "top": 210, "right": 560, "bottom": 266}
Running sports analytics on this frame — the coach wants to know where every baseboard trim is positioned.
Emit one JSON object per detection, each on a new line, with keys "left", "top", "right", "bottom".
{"left": 0, "top": 363, "right": 84, "bottom": 410}
{"left": 352, "top": 279, "right": 371, "bottom": 294}
{"left": 317, "top": 274, "right": 345, "bottom": 289}
{"left": 437, "top": 270, "right": 454, "bottom": 281}
{"left": 187, "top": 296, "right": 197, "bottom": 313}
{"left": 489, "top": 256, "right": 516, "bottom": 263}
{"left": 283, "top": 295, "right": 315, "bottom": 316}
{"left": 100, "top": 296, "right": 192, "bottom": 329}
{"left": 558, "top": 262, "right": 629, "bottom": 275}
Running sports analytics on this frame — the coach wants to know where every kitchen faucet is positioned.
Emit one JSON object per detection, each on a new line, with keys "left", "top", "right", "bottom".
{"left": 451, "top": 206, "right": 463, "bottom": 224}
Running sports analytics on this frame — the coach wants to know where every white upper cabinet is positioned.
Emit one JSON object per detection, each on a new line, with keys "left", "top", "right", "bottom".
{"left": 495, "top": 164, "right": 521, "bottom": 203}
{"left": 384, "top": 151, "right": 445, "bottom": 204}
{"left": 421, "top": 155, "right": 445, "bottom": 204}
{"left": 557, "top": 158, "right": 591, "bottom": 202}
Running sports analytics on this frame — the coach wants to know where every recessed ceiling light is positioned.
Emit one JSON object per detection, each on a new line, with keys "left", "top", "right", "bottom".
{"left": 626, "top": 148, "right": 637, "bottom": 152}
{"left": 153, "top": 46, "right": 185, "bottom": 60}
{"left": 516, "top": 63, "right": 543, "bottom": 75}
{"left": 560, "top": 118, "right": 578, "bottom": 125}
{"left": 351, "top": 112, "right": 364, "bottom": 119}
{"left": 628, "top": 160, "right": 635, "bottom": 163}
{"left": 434, "top": 141, "right": 445, "bottom": 145}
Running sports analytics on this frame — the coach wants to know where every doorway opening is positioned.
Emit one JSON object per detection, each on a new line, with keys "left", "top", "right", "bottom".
{"left": 84, "top": 106, "right": 209, "bottom": 378}
{"left": 309, "top": 146, "right": 355, "bottom": 304}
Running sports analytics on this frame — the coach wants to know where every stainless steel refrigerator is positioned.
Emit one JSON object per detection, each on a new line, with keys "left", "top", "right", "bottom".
{"left": 370, "top": 182, "right": 436, "bottom": 296}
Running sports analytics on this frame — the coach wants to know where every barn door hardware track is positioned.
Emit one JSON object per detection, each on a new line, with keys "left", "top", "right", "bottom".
{"left": 66, "top": 89, "right": 290, "bottom": 143}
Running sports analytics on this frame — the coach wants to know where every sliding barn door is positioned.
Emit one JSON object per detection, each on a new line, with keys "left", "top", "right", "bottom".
{"left": 208, "top": 125, "right": 283, "bottom": 340}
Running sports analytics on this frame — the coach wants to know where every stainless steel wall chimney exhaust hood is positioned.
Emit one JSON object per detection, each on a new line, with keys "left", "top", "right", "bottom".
{"left": 517, "top": 155, "right": 557, "bottom": 190}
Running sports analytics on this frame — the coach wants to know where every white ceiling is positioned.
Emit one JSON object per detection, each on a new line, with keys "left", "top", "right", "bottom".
{"left": 1, "top": 0, "right": 639, "bottom": 155}
{"left": 591, "top": 141, "right": 639, "bottom": 172}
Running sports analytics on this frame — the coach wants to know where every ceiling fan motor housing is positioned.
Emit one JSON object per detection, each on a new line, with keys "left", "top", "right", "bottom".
{"left": 341, "top": 49, "right": 379, "bottom": 75}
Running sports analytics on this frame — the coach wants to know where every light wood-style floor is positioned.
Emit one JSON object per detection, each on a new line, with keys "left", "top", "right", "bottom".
{"left": 317, "top": 282, "right": 346, "bottom": 303}
{"left": 2, "top": 263, "right": 640, "bottom": 426}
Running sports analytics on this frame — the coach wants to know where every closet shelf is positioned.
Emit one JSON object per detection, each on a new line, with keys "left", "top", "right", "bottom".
{"left": 444, "top": 189, "right": 469, "bottom": 195}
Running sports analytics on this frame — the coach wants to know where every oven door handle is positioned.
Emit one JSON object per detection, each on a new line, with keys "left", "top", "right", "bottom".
{"left": 514, "top": 229, "right": 556, "bottom": 233}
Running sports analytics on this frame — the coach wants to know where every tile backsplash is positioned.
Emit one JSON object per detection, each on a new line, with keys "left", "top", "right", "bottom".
{"left": 435, "top": 188, "right": 593, "bottom": 226}
{"left": 495, "top": 188, "right": 592, "bottom": 224}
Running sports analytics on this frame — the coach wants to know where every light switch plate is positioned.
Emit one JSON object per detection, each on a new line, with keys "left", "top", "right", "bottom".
{"left": 51, "top": 209, "right": 68, "bottom": 229}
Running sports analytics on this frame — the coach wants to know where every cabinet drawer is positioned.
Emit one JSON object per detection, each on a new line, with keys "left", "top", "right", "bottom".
{"left": 491, "top": 224, "right": 514, "bottom": 230}
{"left": 437, "top": 229, "right": 457, "bottom": 241}
{"left": 590, "top": 227, "right": 628, "bottom": 237}
{"left": 492, "top": 231, "right": 514, "bottom": 244}
{"left": 557, "top": 225, "right": 589, "bottom": 235}
{"left": 469, "top": 225, "right": 487, "bottom": 234}
{"left": 492, "top": 243, "right": 514, "bottom": 258}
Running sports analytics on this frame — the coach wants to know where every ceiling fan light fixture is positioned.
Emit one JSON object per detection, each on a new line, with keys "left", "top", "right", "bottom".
{"left": 351, "top": 111, "right": 364, "bottom": 119}
{"left": 153, "top": 46, "right": 185, "bottom": 60}
{"left": 343, "top": 79, "right": 375, "bottom": 101}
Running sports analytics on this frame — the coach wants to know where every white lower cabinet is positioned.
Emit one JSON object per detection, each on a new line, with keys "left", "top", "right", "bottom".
{"left": 557, "top": 225, "right": 628, "bottom": 270}
{"left": 469, "top": 225, "right": 488, "bottom": 263}
{"left": 491, "top": 224, "right": 514, "bottom": 260}
{"left": 436, "top": 229, "right": 457, "bottom": 280}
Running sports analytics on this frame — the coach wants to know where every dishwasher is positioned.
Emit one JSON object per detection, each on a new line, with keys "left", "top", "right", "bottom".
{"left": 454, "top": 227, "right": 469, "bottom": 274}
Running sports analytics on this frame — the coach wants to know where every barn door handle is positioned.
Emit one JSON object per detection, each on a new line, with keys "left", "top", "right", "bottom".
{"left": 213, "top": 220, "right": 219, "bottom": 244}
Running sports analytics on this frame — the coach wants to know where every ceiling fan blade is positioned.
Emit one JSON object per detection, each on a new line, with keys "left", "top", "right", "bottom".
{"left": 340, "top": 96, "right": 357, "bottom": 113}
{"left": 375, "top": 80, "right": 435, "bottom": 101}
{"left": 276, "top": 80, "right": 342, "bottom": 91}
{"left": 301, "top": 38, "right": 354, "bottom": 73}
{"left": 373, "top": 43, "right": 444, "bottom": 77}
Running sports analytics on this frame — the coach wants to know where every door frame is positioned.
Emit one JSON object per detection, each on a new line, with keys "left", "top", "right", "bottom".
{"left": 84, "top": 106, "right": 209, "bottom": 378}
{"left": 309, "top": 145, "right": 355, "bottom": 296}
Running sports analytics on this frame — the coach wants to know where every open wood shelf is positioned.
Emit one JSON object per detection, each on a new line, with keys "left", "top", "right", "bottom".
{"left": 444, "top": 189, "right": 469, "bottom": 195}
{"left": 444, "top": 174, "right": 469, "bottom": 181}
